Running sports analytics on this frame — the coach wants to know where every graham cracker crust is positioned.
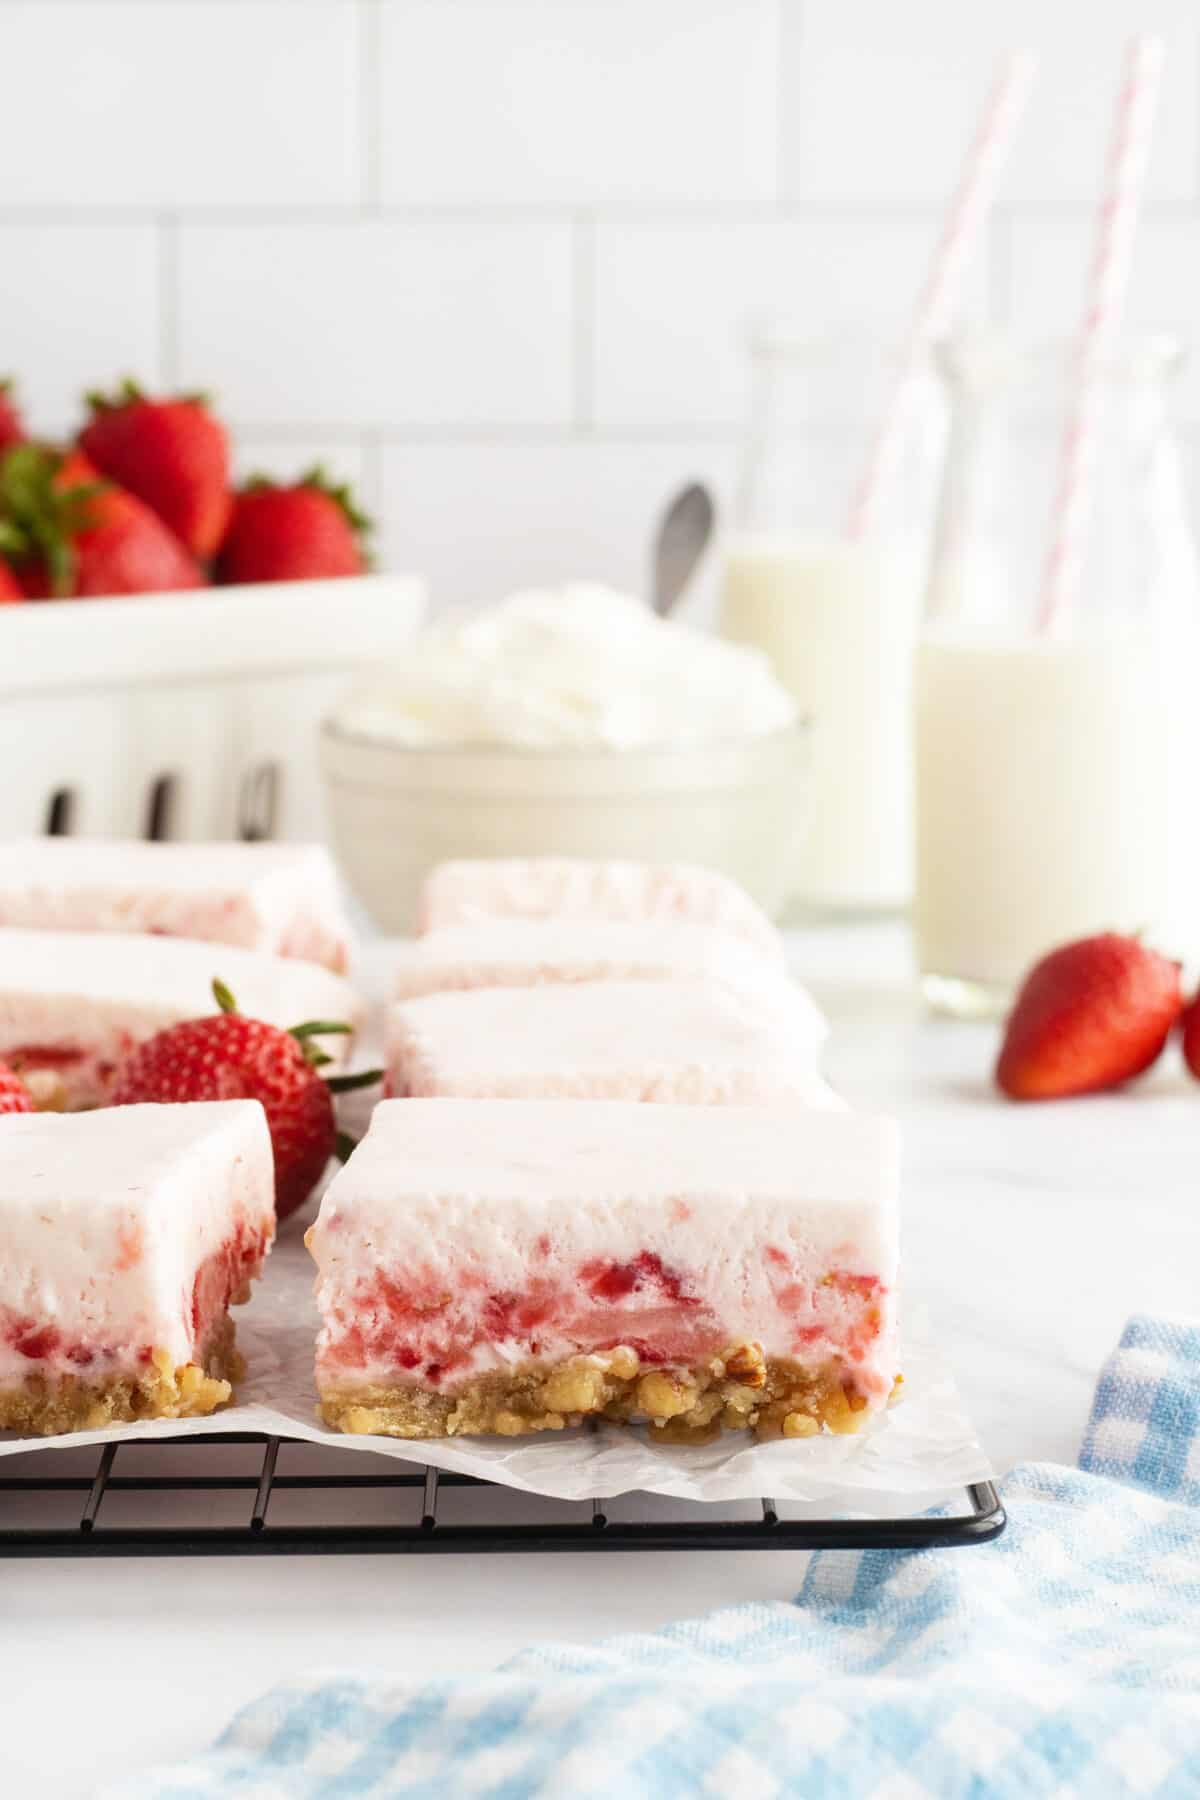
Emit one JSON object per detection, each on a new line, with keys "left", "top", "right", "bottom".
{"left": 0, "top": 1314, "right": 245, "bottom": 1438}
{"left": 319, "top": 1340, "right": 880, "bottom": 1444}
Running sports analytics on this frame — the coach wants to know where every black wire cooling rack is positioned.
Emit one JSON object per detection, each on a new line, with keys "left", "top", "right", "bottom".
{"left": 0, "top": 1432, "right": 1005, "bottom": 1556}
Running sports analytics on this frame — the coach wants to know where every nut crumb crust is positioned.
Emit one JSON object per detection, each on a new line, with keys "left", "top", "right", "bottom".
{"left": 319, "top": 1340, "right": 884, "bottom": 1443}
{"left": 0, "top": 1315, "right": 244, "bottom": 1437}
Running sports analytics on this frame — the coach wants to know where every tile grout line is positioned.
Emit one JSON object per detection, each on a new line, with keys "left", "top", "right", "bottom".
{"left": 361, "top": 428, "right": 384, "bottom": 520}
{"left": 571, "top": 212, "right": 596, "bottom": 435}
{"left": 774, "top": 0, "right": 791, "bottom": 209}
{"left": 360, "top": 0, "right": 383, "bottom": 212}
{"left": 0, "top": 202, "right": 1153, "bottom": 229}
{"left": 158, "top": 213, "right": 180, "bottom": 388}
{"left": 234, "top": 423, "right": 748, "bottom": 446}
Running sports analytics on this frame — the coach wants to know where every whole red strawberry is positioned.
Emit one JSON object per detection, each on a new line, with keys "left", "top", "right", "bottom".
{"left": 80, "top": 380, "right": 232, "bottom": 560}
{"left": 996, "top": 933, "right": 1182, "bottom": 1101}
{"left": 0, "top": 444, "right": 202, "bottom": 598}
{"left": 112, "top": 980, "right": 378, "bottom": 1220}
{"left": 0, "top": 379, "right": 26, "bottom": 453}
{"left": 216, "top": 467, "right": 369, "bottom": 585}
{"left": 0, "top": 557, "right": 23, "bottom": 603}
{"left": 1179, "top": 991, "right": 1200, "bottom": 1080}
{"left": 0, "top": 1060, "right": 33, "bottom": 1114}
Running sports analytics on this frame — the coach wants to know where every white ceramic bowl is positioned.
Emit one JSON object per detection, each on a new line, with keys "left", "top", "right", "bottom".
{"left": 320, "top": 720, "right": 810, "bottom": 933}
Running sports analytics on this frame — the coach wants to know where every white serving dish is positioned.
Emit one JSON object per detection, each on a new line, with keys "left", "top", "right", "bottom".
{"left": 1, "top": 574, "right": 426, "bottom": 843}
{"left": 320, "top": 719, "right": 810, "bottom": 933}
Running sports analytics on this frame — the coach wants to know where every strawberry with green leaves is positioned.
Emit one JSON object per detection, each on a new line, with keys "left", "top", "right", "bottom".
{"left": 112, "top": 980, "right": 380, "bottom": 1221}
{"left": 80, "top": 379, "right": 232, "bottom": 561}
{"left": 216, "top": 467, "right": 370, "bottom": 585}
{"left": 0, "top": 444, "right": 202, "bottom": 598}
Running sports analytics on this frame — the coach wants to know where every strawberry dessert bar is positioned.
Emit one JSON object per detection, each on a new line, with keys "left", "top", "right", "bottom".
{"left": 0, "top": 838, "right": 351, "bottom": 973}
{"left": 393, "top": 919, "right": 801, "bottom": 1015}
{"left": 420, "top": 857, "right": 783, "bottom": 959}
{"left": 0, "top": 1102, "right": 274, "bottom": 1436}
{"left": 308, "top": 1099, "right": 898, "bottom": 1442}
{"left": 0, "top": 928, "right": 361, "bottom": 1109}
{"left": 386, "top": 980, "right": 838, "bottom": 1108}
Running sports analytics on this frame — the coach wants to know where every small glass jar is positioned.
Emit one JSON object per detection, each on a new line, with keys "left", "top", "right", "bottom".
{"left": 719, "top": 325, "right": 943, "bottom": 916}
{"left": 916, "top": 333, "right": 1200, "bottom": 1016}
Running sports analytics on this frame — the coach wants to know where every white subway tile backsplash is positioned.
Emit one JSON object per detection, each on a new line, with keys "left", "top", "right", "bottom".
{"left": 377, "top": 439, "right": 738, "bottom": 618}
{"left": 379, "top": 0, "right": 778, "bottom": 206}
{"left": 0, "top": 3, "right": 361, "bottom": 208}
{"left": 1, "top": 0, "right": 1199, "bottom": 620}
{"left": 177, "top": 221, "right": 574, "bottom": 429}
{"left": 781, "top": 0, "right": 1200, "bottom": 209}
{"left": 0, "top": 225, "right": 160, "bottom": 437}
{"left": 592, "top": 216, "right": 992, "bottom": 430}
{"left": 1008, "top": 215, "right": 1200, "bottom": 421}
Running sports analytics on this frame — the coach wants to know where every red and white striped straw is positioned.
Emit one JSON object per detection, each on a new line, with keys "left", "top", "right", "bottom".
{"left": 1036, "top": 35, "right": 1164, "bottom": 637}
{"left": 846, "top": 49, "right": 1036, "bottom": 542}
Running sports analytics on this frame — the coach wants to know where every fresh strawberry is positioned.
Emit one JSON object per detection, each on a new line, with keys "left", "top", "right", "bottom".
{"left": 80, "top": 379, "right": 232, "bottom": 560}
{"left": 216, "top": 467, "right": 370, "bottom": 585}
{"left": 0, "top": 380, "right": 26, "bottom": 453}
{"left": 112, "top": 980, "right": 379, "bottom": 1221}
{"left": 1180, "top": 990, "right": 1200, "bottom": 1081}
{"left": 0, "top": 557, "right": 23, "bottom": 603}
{"left": 996, "top": 932, "right": 1182, "bottom": 1101}
{"left": 0, "top": 443, "right": 202, "bottom": 598}
{"left": 0, "top": 1060, "right": 33, "bottom": 1115}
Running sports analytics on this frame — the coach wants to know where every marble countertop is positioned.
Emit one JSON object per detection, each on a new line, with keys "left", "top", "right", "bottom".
{"left": 4, "top": 922, "right": 1197, "bottom": 1796}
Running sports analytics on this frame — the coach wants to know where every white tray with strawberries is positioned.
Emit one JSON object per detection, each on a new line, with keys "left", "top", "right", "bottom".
{"left": 0, "top": 380, "right": 425, "bottom": 843}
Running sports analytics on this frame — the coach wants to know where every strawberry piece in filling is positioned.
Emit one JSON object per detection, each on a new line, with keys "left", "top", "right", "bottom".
{"left": 1, "top": 1220, "right": 269, "bottom": 1381}
{"left": 324, "top": 1248, "right": 886, "bottom": 1389}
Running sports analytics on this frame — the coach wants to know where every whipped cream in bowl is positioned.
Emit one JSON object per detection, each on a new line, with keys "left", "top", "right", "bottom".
{"left": 333, "top": 583, "right": 797, "bottom": 752}
{"left": 322, "top": 583, "right": 807, "bottom": 932}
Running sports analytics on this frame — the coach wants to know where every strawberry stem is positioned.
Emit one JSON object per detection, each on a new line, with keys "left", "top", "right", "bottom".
{"left": 326, "top": 1068, "right": 383, "bottom": 1094}
{"left": 290, "top": 1018, "right": 354, "bottom": 1069}
{"left": 85, "top": 376, "right": 147, "bottom": 413}
{"left": 211, "top": 978, "right": 238, "bottom": 1014}
{"left": 0, "top": 445, "right": 110, "bottom": 597}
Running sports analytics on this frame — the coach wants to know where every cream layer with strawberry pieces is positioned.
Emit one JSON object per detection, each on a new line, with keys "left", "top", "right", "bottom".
{"left": 0, "top": 928, "right": 361, "bottom": 1109}
{"left": 0, "top": 839, "right": 351, "bottom": 974}
{"left": 419, "top": 857, "right": 785, "bottom": 960}
{"left": 309, "top": 1099, "right": 898, "bottom": 1442}
{"left": 0, "top": 1103, "right": 274, "bottom": 1436}
{"left": 386, "top": 979, "right": 840, "bottom": 1109}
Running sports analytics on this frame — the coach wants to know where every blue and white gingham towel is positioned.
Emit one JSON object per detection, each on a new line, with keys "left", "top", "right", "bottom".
{"left": 109, "top": 1316, "right": 1200, "bottom": 1799}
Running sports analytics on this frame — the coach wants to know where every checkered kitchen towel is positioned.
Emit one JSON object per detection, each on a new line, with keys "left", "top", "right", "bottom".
{"left": 109, "top": 1316, "right": 1200, "bottom": 1799}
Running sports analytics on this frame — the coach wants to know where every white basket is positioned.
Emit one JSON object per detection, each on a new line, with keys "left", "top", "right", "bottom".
{"left": 0, "top": 574, "right": 426, "bottom": 843}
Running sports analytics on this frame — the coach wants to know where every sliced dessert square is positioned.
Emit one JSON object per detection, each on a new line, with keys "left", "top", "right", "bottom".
{"left": 308, "top": 1099, "right": 898, "bottom": 1442}
{"left": 0, "top": 1101, "right": 274, "bottom": 1436}
{"left": 0, "top": 928, "right": 362, "bottom": 1109}
{"left": 386, "top": 980, "right": 838, "bottom": 1108}
{"left": 0, "top": 838, "right": 351, "bottom": 973}
{"left": 419, "top": 857, "right": 783, "bottom": 959}
{"left": 393, "top": 920, "right": 806, "bottom": 1021}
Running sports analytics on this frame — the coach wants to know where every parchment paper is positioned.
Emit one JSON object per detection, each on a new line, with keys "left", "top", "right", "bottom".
{"left": 0, "top": 1217, "right": 991, "bottom": 1511}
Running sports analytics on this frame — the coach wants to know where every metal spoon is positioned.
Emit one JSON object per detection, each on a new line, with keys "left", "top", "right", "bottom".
{"left": 651, "top": 481, "right": 716, "bottom": 616}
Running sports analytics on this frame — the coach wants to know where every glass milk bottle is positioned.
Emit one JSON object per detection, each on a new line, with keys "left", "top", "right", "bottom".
{"left": 720, "top": 326, "right": 942, "bottom": 915}
{"left": 916, "top": 334, "right": 1200, "bottom": 1016}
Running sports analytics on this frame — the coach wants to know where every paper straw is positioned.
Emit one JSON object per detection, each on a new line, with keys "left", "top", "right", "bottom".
{"left": 1036, "top": 35, "right": 1164, "bottom": 637}
{"left": 846, "top": 50, "right": 1037, "bottom": 542}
